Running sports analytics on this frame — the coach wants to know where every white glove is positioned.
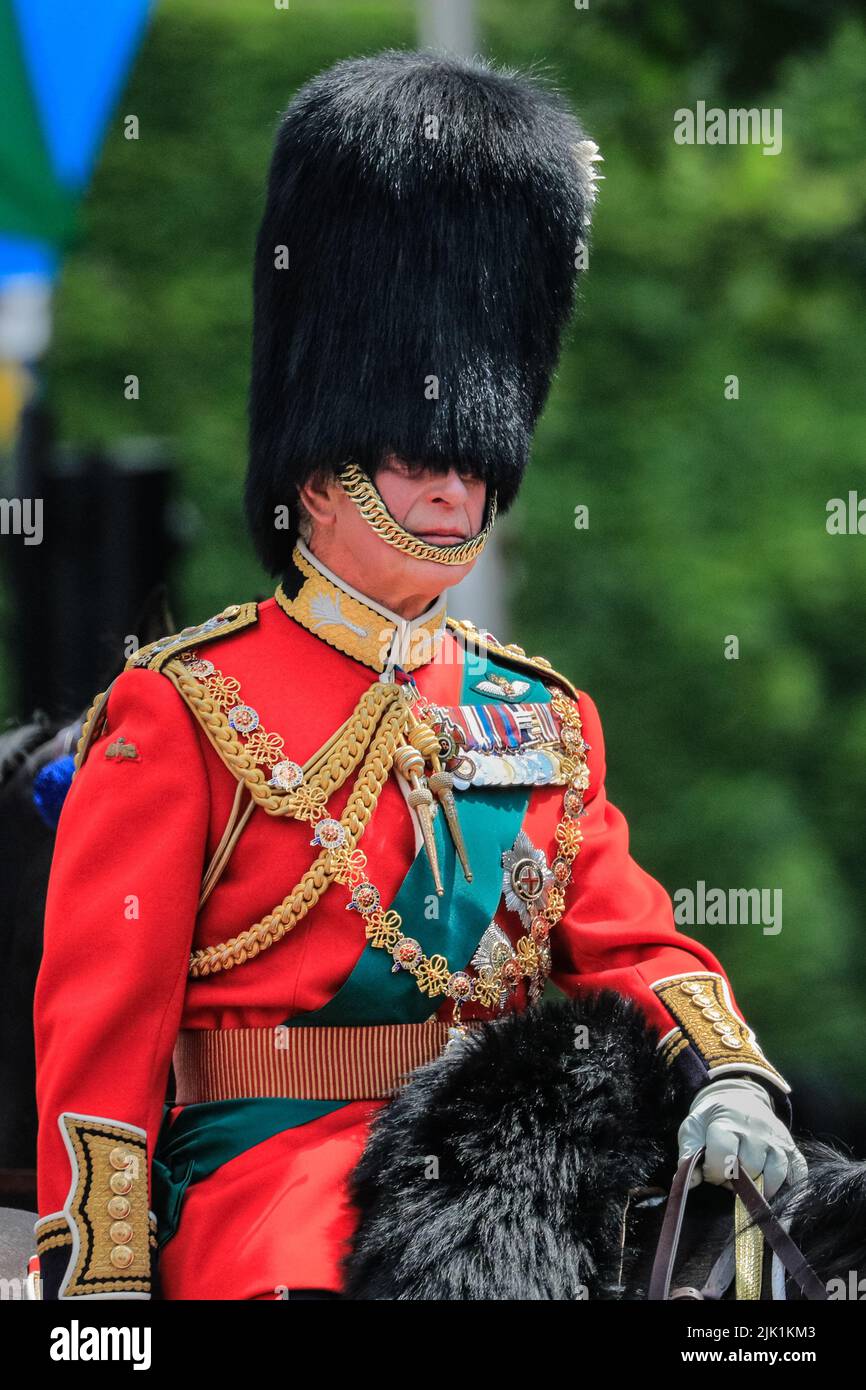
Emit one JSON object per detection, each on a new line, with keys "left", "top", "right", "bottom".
{"left": 677, "top": 1077, "right": 808, "bottom": 1198}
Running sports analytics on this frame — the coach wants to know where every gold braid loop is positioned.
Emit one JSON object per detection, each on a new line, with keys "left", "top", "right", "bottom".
{"left": 162, "top": 660, "right": 402, "bottom": 816}
{"left": 73, "top": 685, "right": 115, "bottom": 771}
{"left": 303, "top": 688, "right": 399, "bottom": 795}
{"left": 188, "top": 693, "right": 413, "bottom": 977}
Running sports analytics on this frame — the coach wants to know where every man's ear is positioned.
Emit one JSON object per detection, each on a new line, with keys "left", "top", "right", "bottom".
{"left": 298, "top": 470, "right": 338, "bottom": 527}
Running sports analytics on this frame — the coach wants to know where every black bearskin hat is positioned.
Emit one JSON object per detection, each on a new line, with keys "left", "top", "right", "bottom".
{"left": 246, "top": 48, "right": 601, "bottom": 573}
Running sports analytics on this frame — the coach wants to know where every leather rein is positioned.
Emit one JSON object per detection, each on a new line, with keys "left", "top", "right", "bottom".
{"left": 648, "top": 1147, "right": 827, "bottom": 1301}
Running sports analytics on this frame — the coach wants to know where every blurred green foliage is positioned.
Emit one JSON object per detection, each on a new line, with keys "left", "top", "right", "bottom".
{"left": 16, "top": 0, "right": 866, "bottom": 1095}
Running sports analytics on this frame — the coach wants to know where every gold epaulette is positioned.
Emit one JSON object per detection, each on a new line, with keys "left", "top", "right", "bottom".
{"left": 73, "top": 603, "right": 258, "bottom": 772}
{"left": 446, "top": 616, "right": 579, "bottom": 701}
{"left": 125, "top": 601, "right": 259, "bottom": 672}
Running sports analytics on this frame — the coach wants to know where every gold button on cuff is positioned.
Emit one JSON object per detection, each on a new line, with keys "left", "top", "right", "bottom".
{"left": 109, "top": 1146, "right": 132, "bottom": 1170}
{"left": 107, "top": 1195, "right": 131, "bottom": 1219}
{"left": 109, "top": 1220, "right": 134, "bottom": 1244}
{"left": 109, "top": 1244, "right": 135, "bottom": 1270}
{"left": 109, "top": 1171, "right": 133, "bottom": 1195}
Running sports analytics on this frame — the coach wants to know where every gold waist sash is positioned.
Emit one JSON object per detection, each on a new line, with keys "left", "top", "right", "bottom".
{"left": 172, "top": 1020, "right": 484, "bottom": 1104}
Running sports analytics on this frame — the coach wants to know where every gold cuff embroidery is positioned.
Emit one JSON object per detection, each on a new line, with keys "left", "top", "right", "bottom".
{"left": 34, "top": 1213, "right": 72, "bottom": 1255}
{"left": 651, "top": 972, "right": 791, "bottom": 1094}
{"left": 57, "top": 1114, "right": 152, "bottom": 1297}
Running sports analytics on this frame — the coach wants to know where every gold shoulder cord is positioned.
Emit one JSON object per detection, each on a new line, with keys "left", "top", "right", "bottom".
{"left": 161, "top": 663, "right": 415, "bottom": 977}
{"left": 161, "top": 659, "right": 400, "bottom": 818}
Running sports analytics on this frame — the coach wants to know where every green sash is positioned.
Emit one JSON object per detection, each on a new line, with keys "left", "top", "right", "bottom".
{"left": 152, "top": 1099, "right": 343, "bottom": 1248}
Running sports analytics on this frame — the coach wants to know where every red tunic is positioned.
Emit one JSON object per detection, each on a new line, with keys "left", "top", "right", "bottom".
{"left": 33, "top": 565, "right": 791, "bottom": 1300}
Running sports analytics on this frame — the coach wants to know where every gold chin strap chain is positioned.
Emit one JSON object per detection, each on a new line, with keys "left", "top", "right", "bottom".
{"left": 337, "top": 462, "right": 497, "bottom": 566}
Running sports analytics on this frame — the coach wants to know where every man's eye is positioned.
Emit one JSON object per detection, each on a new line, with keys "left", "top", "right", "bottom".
{"left": 386, "top": 459, "right": 480, "bottom": 484}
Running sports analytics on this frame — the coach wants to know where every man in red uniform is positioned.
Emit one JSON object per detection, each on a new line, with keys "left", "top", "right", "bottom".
{"left": 33, "top": 50, "right": 802, "bottom": 1301}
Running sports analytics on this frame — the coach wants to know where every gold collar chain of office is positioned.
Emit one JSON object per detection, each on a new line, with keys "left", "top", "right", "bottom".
{"left": 340, "top": 685, "right": 590, "bottom": 1022}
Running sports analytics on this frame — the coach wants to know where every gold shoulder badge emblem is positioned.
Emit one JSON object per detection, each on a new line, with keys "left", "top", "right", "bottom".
{"left": 446, "top": 616, "right": 578, "bottom": 701}
{"left": 471, "top": 673, "right": 532, "bottom": 701}
{"left": 126, "top": 602, "right": 258, "bottom": 673}
{"left": 105, "top": 737, "right": 139, "bottom": 762}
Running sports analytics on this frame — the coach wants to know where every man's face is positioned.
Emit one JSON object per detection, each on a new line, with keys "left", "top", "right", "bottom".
{"left": 374, "top": 456, "right": 487, "bottom": 548}
{"left": 297, "top": 455, "right": 488, "bottom": 619}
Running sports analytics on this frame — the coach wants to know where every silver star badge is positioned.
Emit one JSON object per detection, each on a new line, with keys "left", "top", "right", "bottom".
{"left": 501, "top": 828, "right": 554, "bottom": 930}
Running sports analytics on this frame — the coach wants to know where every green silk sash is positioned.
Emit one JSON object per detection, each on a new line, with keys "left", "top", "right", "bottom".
{"left": 152, "top": 1098, "right": 344, "bottom": 1248}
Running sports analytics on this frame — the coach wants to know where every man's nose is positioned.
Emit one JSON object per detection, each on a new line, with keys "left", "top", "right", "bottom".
{"left": 427, "top": 467, "right": 472, "bottom": 503}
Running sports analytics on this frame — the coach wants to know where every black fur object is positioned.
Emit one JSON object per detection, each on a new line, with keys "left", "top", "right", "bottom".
{"left": 342, "top": 991, "right": 694, "bottom": 1300}
{"left": 771, "top": 1141, "right": 866, "bottom": 1295}
{"left": 246, "top": 48, "right": 600, "bottom": 572}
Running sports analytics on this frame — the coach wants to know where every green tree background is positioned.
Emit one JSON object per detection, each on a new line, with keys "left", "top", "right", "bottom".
{"left": 6, "top": 0, "right": 866, "bottom": 1103}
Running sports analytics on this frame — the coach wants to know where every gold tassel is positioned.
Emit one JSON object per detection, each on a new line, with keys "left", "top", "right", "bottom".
{"left": 394, "top": 744, "right": 443, "bottom": 895}
{"left": 406, "top": 711, "right": 472, "bottom": 883}
{"left": 428, "top": 769, "right": 472, "bottom": 882}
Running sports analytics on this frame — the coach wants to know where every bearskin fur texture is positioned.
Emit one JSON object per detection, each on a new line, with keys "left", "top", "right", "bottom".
{"left": 342, "top": 991, "right": 695, "bottom": 1300}
{"left": 770, "top": 1140, "right": 866, "bottom": 1295}
{"left": 246, "top": 48, "right": 599, "bottom": 572}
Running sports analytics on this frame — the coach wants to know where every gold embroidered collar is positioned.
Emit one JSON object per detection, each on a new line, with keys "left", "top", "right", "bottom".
{"left": 275, "top": 541, "right": 448, "bottom": 674}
